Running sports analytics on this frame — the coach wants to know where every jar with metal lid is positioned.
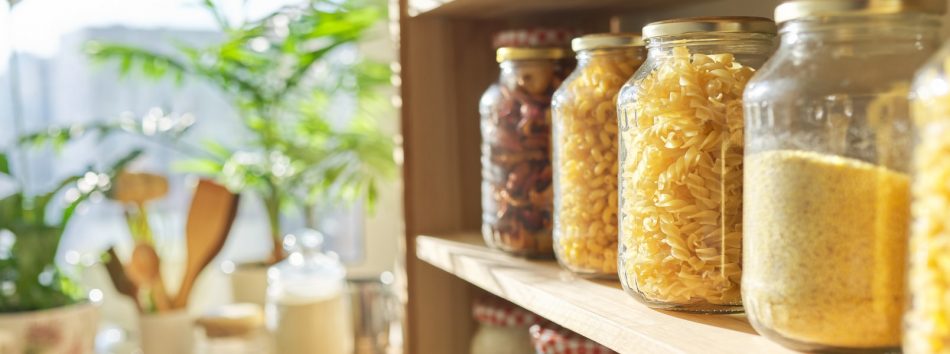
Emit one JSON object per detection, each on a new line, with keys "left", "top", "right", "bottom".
{"left": 904, "top": 20, "right": 950, "bottom": 354}
{"left": 616, "top": 17, "right": 776, "bottom": 313}
{"left": 529, "top": 322, "right": 616, "bottom": 354}
{"left": 741, "top": 1, "right": 943, "bottom": 352}
{"left": 470, "top": 298, "right": 538, "bottom": 354}
{"left": 481, "top": 47, "right": 567, "bottom": 257}
{"left": 552, "top": 33, "right": 645, "bottom": 277}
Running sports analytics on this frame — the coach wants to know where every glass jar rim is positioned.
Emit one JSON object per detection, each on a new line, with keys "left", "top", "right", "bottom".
{"left": 775, "top": 0, "right": 946, "bottom": 24}
{"left": 571, "top": 33, "right": 644, "bottom": 52}
{"left": 642, "top": 16, "right": 777, "bottom": 39}
{"left": 496, "top": 47, "right": 566, "bottom": 63}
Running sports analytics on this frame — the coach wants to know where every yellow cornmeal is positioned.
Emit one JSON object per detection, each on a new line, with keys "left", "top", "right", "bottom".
{"left": 744, "top": 149, "right": 910, "bottom": 348}
{"left": 905, "top": 88, "right": 950, "bottom": 353}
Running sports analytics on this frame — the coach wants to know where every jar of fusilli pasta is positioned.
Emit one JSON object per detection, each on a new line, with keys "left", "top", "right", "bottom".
{"left": 741, "top": 1, "right": 942, "bottom": 352}
{"left": 552, "top": 33, "right": 645, "bottom": 277}
{"left": 905, "top": 23, "right": 950, "bottom": 354}
{"left": 616, "top": 17, "right": 775, "bottom": 313}
{"left": 481, "top": 47, "right": 567, "bottom": 257}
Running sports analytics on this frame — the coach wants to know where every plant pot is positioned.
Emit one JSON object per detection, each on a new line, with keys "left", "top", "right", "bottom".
{"left": 138, "top": 310, "right": 195, "bottom": 354}
{"left": 0, "top": 302, "right": 99, "bottom": 354}
{"left": 230, "top": 262, "right": 270, "bottom": 306}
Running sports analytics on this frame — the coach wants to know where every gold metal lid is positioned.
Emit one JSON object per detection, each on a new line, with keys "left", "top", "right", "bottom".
{"left": 496, "top": 47, "right": 567, "bottom": 63}
{"left": 775, "top": 0, "right": 945, "bottom": 23}
{"left": 642, "top": 16, "right": 777, "bottom": 39}
{"left": 571, "top": 33, "right": 644, "bottom": 52}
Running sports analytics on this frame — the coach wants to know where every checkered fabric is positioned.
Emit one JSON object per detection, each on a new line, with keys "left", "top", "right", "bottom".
{"left": 492, "top": 28, "right": 580, "bottom": 49}
{"left": 472, "top": 297, "right": 541, "bottom": 327}
{"left": 530, "top": 322, "right": 616, "bottom": 354}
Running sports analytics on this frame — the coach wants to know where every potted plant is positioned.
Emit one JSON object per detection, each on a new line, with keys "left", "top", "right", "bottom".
{"left": 86, "top": 0, "right": 396, "bottom": 304}
{"left": 0, "top": 148, "right": 140, "bottom": 354}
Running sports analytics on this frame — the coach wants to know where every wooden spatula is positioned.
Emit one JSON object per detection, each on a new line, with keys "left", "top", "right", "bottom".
{"left": 128, "top": 243, "right": 171, "bottom": 312}
{"left": 103, "top": 247, "right": 139, "bottom": 310}
{"left": 172, "top": 179, "right": 239, "bottom": 309}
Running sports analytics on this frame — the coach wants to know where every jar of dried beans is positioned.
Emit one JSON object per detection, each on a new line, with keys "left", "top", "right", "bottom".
{"left": 481, "top": 47, "right": 567, "bottom": 257}
{"left": 741, "top": 1, "right": 942, "bottom": 352}
{"left": 616, "top": 17, "right": 775, "bottom": 312}
{"left": 552, "top": 33, "right": 645, "bottom": 277}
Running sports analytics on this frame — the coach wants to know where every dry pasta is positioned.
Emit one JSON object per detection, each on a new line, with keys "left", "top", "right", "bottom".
{"left": 553, "top": 47, "right": 643, "bottom": 275}
{"left": 618, "top": 46, "right": 751, "bottom": 306}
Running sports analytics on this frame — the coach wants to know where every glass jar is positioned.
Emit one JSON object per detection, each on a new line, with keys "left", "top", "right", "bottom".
{"left": 470, "top": 298, "right": 538, "bottom": 354}
{"left": 481, "top": 47, "right": 568, "bottom": 257}
{"left": 616, "top": 17, "right": 776, "bottom": 313}
{"left": 196, "top": 303, "right": 269, "bottom": 354}
{"left": 530, "top": 322, "right": 616, "bottom": 354}
{"left": 552, "top": 34, "right": 645, "bottom": 277}
{"left": 741, "top": 1, "right": 943, "bottom": 352}
{"left": 905, "top": 30, "right": 950, "bottom": 354}
{"left": 266, "top": 230, "right": 352, "bottom": 354}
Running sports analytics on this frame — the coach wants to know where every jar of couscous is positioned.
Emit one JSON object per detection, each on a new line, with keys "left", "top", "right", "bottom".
{"left": 481, "top": 47, "right": 567, "bottom": 257}
{"left": 552, "top": 33, "right": 645, "bottom": 277}
{"left": 905, "top": 31, "right": 950, "bottom": 354}
{"left": 616, "top": 17, "right": 775, "bottom": 313}
{"left": 741, "top": 1, "right": 943, "bottom": 352}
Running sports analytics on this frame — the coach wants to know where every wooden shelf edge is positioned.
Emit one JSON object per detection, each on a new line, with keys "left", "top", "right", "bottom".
{"left": 407, "top": 0, "right": 706, "bottom": 19}
{"left": 415, "top": 232, "right": 796, "bottom": 354}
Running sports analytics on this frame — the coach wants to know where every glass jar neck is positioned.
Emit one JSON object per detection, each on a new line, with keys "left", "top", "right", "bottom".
{"left": 646, "top": 32, "right": 775, "bottom": 57}
{"left": 779, "top": 14, "right": 940, "bottom": 52}
{"left": 576, "top": 47, "right": 643, "bottom": 65}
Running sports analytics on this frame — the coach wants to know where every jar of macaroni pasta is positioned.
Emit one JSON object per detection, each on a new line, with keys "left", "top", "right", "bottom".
{"left": 906, "top": 31, "right": 950, "bottom": 354}
{"left": 741, "top": 1, "right": 942, "bottom": 352}
{"left": 552, "top": 33, "right": 645, "bottom": 277}
{"left": 616, "top": 17, "right": 775, "bottom": 313}
{"left": 481, "top": 47, "right": 567, "bottom": 257}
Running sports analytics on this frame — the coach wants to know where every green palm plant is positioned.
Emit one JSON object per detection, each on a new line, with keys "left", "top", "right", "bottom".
{"left": 86, "top": 0, "right": 396, "bottom": 262}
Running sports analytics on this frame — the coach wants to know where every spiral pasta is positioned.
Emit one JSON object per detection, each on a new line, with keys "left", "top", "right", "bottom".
{"left": 618, "top": 46, "right": 752, "bottom": 306}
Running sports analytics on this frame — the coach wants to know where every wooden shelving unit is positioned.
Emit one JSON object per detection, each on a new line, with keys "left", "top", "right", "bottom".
{"left": 415, "top": 233, "right": 794, "bottom": 354}
{"left": 396, "top": 0, "right": 781, "bottom": 353}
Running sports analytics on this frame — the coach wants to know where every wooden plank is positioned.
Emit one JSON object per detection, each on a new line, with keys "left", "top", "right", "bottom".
{"left": 408, "top": 0, "right": 709, "bottom": 18}
{"left": 416, "top": 233, "right": 798, "bottom": 354}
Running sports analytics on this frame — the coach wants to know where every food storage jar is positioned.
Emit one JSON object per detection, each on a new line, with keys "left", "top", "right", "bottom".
{"left": 530, "top": 322, "right": 616, "bottom": 354}
{"left": 196, "top": 303, "right": 269, "bottom": 354}
{"left": 552, "top": 33, "right": 645, "bottom": 277}
{"left": 266, "top": 230, "right": 352, "bottom": 354}
{"left": 470, "top": 297, "right": 538, "bottom": 354}
{"left": 741, "top": 1, "right": 943, "bottom": 352}
{"left": 616, "top": 16, "right": 776, "bottom": 313}
{"left": 481, "top": 47, "right": 568, "bottom": 257}
{"left": 905, "top": 32, "right": 950, "bottom": 354}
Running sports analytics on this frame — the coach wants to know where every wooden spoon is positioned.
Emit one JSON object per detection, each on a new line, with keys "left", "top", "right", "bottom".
{"left": 111, "top": 172, "right": 168, "bottom": 244}
{"left": 103, "top": 247, "right": 139, "bottom": 310}
{"left": 172, "top": 179, "right": 239, "bottom": 309}
{"left": 129, "top": 243, "right": 171, "bottom": 312}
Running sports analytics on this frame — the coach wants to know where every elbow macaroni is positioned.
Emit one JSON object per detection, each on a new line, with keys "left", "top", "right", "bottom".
{"left": 618, "top": 46, "right": 751, "bottom": 307}
{"left": 553, "top": 48, "right": 643, "bottom": 275}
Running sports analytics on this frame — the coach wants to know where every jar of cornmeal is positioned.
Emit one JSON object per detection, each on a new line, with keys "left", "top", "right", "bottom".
{"left": 552, "top": 33, "right": 645, "bottom": 277}
{"left": 742, "top": 1, "right": 943, "bottom": 352}
{"left": 616, "top": 17, "right": 775, "bottom": 313}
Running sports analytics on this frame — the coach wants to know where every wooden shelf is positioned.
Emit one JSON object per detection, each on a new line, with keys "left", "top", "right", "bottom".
{"left": 407, "top": 0, "right": 704, "bottom": 18}
{"left": 415, "top": 233, "right": 797, "bottom": 354}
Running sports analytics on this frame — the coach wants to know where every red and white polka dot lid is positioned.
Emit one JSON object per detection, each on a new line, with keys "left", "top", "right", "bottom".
{"left": 492, "top": 28, "right": 581, "bottom": 49}
{"left": 472, "top": 297, "right": 541, "bottom": 327}
{"left": 530, "top": 321, "right": 617, "bottom": 354}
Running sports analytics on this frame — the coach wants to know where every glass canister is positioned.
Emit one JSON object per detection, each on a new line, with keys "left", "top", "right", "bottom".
{"left": 530, "top": 322, "right": 616, "bottom": 354}
{"left": 552, "top": 34, "right": 645, "bottom": 277}
{"left": 266, "top": 230, "right": 352, "bottom": 354}
{"left": 470, "top": 297, "right": 538, "bottom": 354}
{"left": 481, "top": 47, "right": 568, "bottom": 257}
{"left": 741, "top": 1, "right": 943, "bottom": 352}
{"left": 905, "top": 32, "right": 950, "bottom": 354}
{"left": 616, "top": 17, "right": 776, "bottom": 313}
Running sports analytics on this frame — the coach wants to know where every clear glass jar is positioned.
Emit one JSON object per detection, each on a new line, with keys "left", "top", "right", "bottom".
{"left": 741, "top": 2, "right": 942, "bottom": 352}
{"left": 266, "top": 230, "right": 352, "bottom": 354}
{"left": 616, "top": 17, "right": 776, "bottom": 313}
{"left": 905, "top": 33, "right": 950, "bottom": 354}
{"left": 481, "top": 47, "right": 567, "bottom": 257}
{"left": 552, "top": 34, "right": 645, "bottom": 277}
{"left": 470, "top": 298, "right": 537, "bottom": 354}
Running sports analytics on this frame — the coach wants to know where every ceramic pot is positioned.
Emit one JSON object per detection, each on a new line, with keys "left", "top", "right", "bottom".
{"left": 139, "top": 310, "right": 194, "bottom": 354}
{"left": 230, "top": 262, "right": 269, "bottom": 306}
{"left": 0, "top": 302, "right": 99, "bottom": 354}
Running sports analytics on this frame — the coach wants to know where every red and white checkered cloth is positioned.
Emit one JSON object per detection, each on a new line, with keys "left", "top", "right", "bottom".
{"left": 530, "top": 322, "right": 617, "bottom": 354}
{"left": 472, "top": 297, "right": 541, "bottom": 327}
{"left": 492, "top": 28, "right": 581, "bottom": 49}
